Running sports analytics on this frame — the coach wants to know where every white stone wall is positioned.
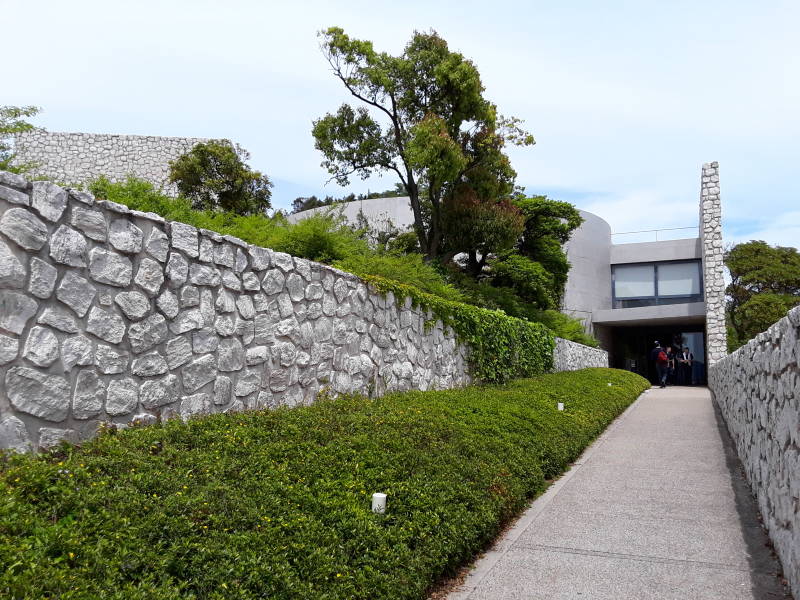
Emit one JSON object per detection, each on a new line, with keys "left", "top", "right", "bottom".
{"left": 699, "top": 161, "right": 727, "bottom": 365}
{"left": 552, "top": 337, "right": 608, "bottom": 372}
{"left": 0, "top": 172, "right": 471, "bottom": 452}
{"left": 709, "top": 306, "right": 800, "bottom": 596}
{"left": 13, "top": 130, "right": 210, "bottom": 195}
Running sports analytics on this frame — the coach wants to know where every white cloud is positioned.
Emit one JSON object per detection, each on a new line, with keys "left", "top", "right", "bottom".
{"left": 726, "top": 211, "right": 800, "bottom": 249}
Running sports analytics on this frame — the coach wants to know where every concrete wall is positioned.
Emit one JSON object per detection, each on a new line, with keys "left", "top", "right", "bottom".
{"left": 552, "top": 337, "right": 608, "bottom": 372}
{"left": 610, "top": 237, "right": 701, "bottom": 265}
{"left": 561, "top": 210, "right": 612, "bottom": 332}
{"left": 0, "top": 172, "right": 470, "bottom": 452}
{"left": 286, "top": 196, "right": 416, "bottom": 240}
{"left": 709, "top": 306, "right": 800, "bottom": 596}
{"left": 13, "top": 130, "right": 209, "bottom": 196}
{"left": 699, "top": 161, "right": 727, "bottom": 364}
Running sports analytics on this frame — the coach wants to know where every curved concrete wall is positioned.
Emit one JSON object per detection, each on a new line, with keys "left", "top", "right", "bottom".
{"left": 562, "top": 210, "right": 612, "bottom": 331}
{"left": 286, "top": 197, "right": 416, "bottom": 233}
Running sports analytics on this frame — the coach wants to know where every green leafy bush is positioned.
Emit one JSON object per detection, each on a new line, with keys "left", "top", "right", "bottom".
{"left": 336, "top": 253, "right": 465, "bottom": 303}
{"left": 0, "top": 369, "right": 649, "bottom": 600}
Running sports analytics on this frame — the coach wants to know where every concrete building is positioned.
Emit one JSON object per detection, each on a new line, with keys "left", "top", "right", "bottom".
{"left": 289, "top": 162, "right": 727, "bottom": 383}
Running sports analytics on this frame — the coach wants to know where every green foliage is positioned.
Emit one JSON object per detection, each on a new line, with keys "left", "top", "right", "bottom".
{"left": 725, "top": 240, "right": 800, "bottom": 349}
{"left": 489, "top": 252, "right": 557, "bottom": 309}
{"left": 511, "top": 196, "right": 584, "bottom": 307}
{"left": 453, "top": 276, "right": 598, "bottom": 347}
{"left": 0, "top": 105, "right": 40, "bottom": 173}
{"left": 271, "top": 212, "right": 371, "bottom": 264}
{"left": 0, "top": 369, "right": 649, "bottom": 600}
{"left": 529, "top": 309, "right": 599, "bottom": 348}
{"left": 363, "top": 275, "right": 554, "bottom": 383}
{"left": 335, "top": 253, "right": 465, "bottom": 303}
{"left": 313, "top": 27, "right": 533, "bottom": 259}
{"left": 440, "top": 185, "right": 524, "bottom": 273}
{"left": 168, "top": 140, "right": 273, "bottom": 215}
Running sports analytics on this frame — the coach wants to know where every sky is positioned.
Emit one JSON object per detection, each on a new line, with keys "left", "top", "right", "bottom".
{"left": 5, "top": 0, "right": 799, "bottom": 248}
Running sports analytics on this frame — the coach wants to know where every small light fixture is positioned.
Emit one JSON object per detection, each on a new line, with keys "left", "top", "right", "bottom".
{"left": 557, "top": 403, "right": 564, "bottom": 411}
{"left": 372, "top": 492, "right": 387, "bottom": 514}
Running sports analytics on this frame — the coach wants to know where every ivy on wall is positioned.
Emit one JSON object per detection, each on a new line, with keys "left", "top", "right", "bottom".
{"left": 363, "top": 275, "right": 555, "bottom": 383}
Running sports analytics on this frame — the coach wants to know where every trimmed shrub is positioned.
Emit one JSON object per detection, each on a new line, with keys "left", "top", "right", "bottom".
{"left": 0, "top": 369, "right": 649, "bottom": 600}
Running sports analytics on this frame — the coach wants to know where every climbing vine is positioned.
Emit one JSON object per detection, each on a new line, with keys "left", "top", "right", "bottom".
{"left": 362, "top": 275, "right": 555, "bottom": 383}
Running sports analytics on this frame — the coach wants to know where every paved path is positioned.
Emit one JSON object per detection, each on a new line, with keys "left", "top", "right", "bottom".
{"left": 448, "top": 386, "right": 789, "bottom": 600}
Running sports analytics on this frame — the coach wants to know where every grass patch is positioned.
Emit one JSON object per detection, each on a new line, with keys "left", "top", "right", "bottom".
{"left": 0, "top": 368, "right": 648, "bottom": 599}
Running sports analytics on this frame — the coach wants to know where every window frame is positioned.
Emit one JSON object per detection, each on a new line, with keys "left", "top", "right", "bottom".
{"left": 611, "top": 259, "right": 704, "bottom": 308}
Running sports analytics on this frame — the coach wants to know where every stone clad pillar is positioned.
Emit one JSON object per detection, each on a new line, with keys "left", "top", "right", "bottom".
{"left": 699, "top": 161, "right": 727, "bottom": 365}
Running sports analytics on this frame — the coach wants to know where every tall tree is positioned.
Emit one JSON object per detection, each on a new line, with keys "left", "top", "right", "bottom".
{"left": 312, "top": 28, "right": 534, "bottom": 260}
{"left": 725, "top": 240, "right": 800, "bottom": 350}
{"left": 169, "top": 140, "right": 272, "bottom": 215}
{"left": 0, "top": 105, "right": 40, "bottom": 173}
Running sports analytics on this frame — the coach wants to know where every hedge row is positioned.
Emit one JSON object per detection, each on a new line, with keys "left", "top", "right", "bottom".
{"left": 0, "top": 368, "right": 650, "bottom": 599}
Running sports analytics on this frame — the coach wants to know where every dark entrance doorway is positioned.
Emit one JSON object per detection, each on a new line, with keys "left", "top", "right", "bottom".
{"left": 607, "top": 324, "right": 706, "bottom": 385}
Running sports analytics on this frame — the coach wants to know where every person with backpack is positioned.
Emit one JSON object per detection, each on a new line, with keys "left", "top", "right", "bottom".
{"left": 650, "top": 341, "right": 669, "bottom": 388}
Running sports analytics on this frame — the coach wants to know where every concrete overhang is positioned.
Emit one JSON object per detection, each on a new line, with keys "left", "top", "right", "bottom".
{"left": 592, "top": 302, "right": 706, "bottom": 327}
{"left": 611, "top": 238, "right": 701, "bottom": 264}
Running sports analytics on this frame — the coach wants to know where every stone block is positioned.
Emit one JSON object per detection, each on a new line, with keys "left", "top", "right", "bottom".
{"left": 140, "top": 374, "right": 180, "bottom": 409}
{"left": 95, "top": 344, "right": 129, "bottom": 374}
{"left": 0, "top": 208, "right": 48, "bottom": 251}
{"left": 72, "top": 369, "right": 105, "bottom": 419}
{"left": 31, "top": 181, "right": 68, "bottom": 222}
{"left": 89, "top": 247, "right": 133, "bottom": 287}
{"left": 0, "top": 333, "right": 19, "bottom": 365}
{"left": 182, "top": 354, "right": 216, "bottom": 392}
{"left": 170, "top": 222, "right": 198, "bottom": 257}
{"left": 166, "top": 336, "right": 193, "bottom": 370}
{"left": 145, "top": 227, "right": 169, "bottom": 262}
{"left": 28, "top": 257, "right": 57, "bottom": 298}
{"left": 0, "top": 290, "right": 38, "bottom": 334}
{"left": 0, "top": 416, "right": 31, "bottom": 452}
{"left": 106, "top": 378, "right": 139, "bottom": 416}
{"left": 114, "top": 290, "right": 151, "bottom": 320}
{"left": 86, "top": 307, "right": 126, "bottom": 344}
{"left": 61, "top": 334, "right": 94, "bottom": 371}
{"left": 71, "top": 207, "right": 107, "bottom": 241}
{"left": 49, "top": 225, "right": 87, "bottom": 267}
{"left": 6, "top": 366, "right": 70, "bottom": 421}
{"left": 134, "top": 257, "right": 164, "bottom": 296}
{"left": 131, "top": 351, "right": 169, "bottom": 377}
{"left": 127, "top": 313, "right": 168, "bottom": 353}
{"left": 0, "top": 239, "right": 26, "bottom": 289}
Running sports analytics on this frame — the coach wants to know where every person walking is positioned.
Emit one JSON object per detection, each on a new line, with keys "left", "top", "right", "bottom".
{"left": 666, "top": 345, "right": 677, "bottom": 385}
{"left": 650, "top": 341, "right": 669, "bottom": 388}
{"left": 677, "top": 346, "right": 694, "bottom": 385}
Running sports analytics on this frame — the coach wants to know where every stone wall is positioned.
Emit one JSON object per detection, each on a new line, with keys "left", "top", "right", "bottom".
{"left": 709, "top": 306, "right": 800, "bottom": 596}
{"left": 13, "top": 130, "right": 210, "bottom": 195}
{"left": 552, "top": 337, "right": 608, "bottom": 372}
{"left": 699, "top": 161, "right": 727, "bottom": 365}
{"left": 0, "top": 172, "right": 471, "bottom": 452}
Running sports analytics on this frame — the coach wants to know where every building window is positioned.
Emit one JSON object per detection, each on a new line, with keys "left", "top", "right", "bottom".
{"left": 612, "top": 260, "right": 703, "bottom": 308}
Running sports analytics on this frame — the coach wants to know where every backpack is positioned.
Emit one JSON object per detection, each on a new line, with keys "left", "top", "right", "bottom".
{"left": 657, "top": 350, "right": 669, "bottom": 364}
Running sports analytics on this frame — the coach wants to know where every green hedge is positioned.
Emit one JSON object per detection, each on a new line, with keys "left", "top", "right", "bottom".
{"left": 0, "top": 369, "right": 649, "bottom": 600}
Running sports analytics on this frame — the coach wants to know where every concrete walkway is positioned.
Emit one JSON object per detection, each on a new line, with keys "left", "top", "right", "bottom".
{"left": 448, "top": 386, "right": 789, "bottom": 600}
